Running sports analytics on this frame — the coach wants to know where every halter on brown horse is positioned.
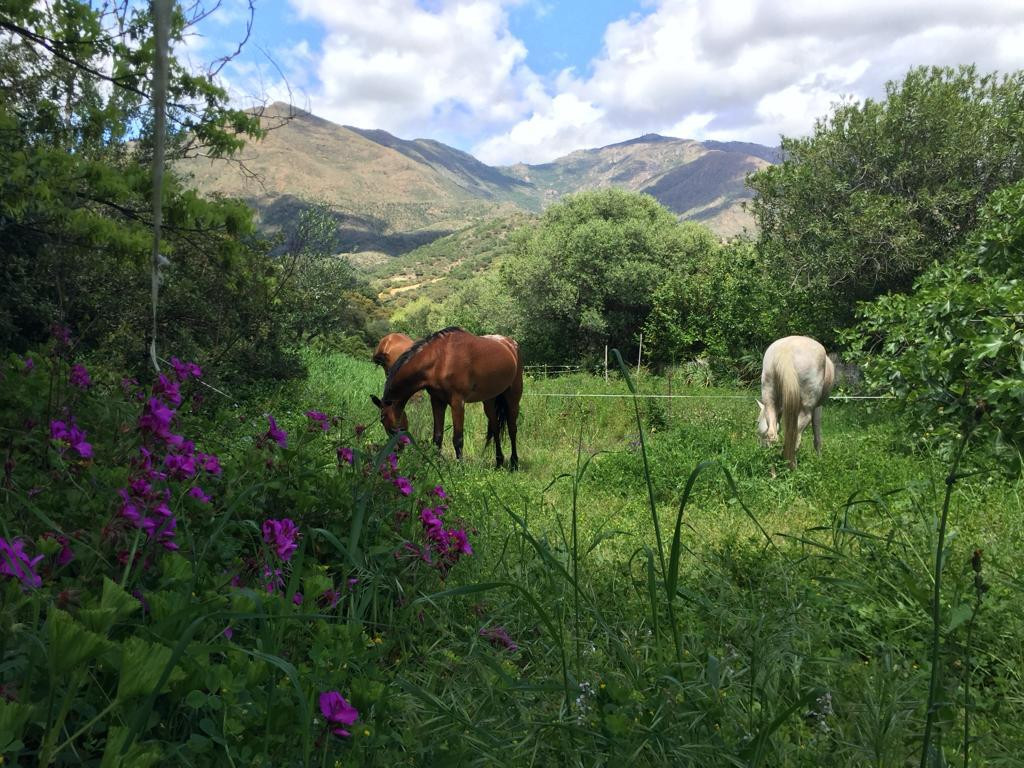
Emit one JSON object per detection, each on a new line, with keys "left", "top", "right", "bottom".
{"left": 372, "top": 333, "right": 413, "bottom": 369}
{"left": 370, "top": 327, "right": 523, "bottom": 469}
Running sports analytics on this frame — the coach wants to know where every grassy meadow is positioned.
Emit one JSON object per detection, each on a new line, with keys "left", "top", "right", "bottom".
{"left": 209, "top": 349, "right": 1024, "bottom": 766}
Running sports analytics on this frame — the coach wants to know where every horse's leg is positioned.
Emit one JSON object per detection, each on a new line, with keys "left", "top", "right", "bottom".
{"left": 795, "top": 410, "right": 812, "bottom": 452}
{"left": 483, "top": 399, "right": 504, "bottom": 468}
{"left": 450, "top": 395, "right": 466, "bottom": 461}
{"left": 507, "top": 391, "right": 521, "bottom": 472}
{"left": 430, "top": 395, "right": 447, "bottom": 452}
{"left": 812, "top": 405, "right": 823, "bottom": 455}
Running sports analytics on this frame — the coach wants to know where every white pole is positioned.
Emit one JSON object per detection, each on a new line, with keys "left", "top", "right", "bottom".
{"left": 636, "top": 333, "right": 643, "bottom": 377}
{"left": 604, "top": 345, "right": 608, "bottom": 383}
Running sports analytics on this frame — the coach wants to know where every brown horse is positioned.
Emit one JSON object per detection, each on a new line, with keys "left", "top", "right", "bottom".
{"left": 372, "top": 333, "right": 413, "bottom": 369}
{"left": 370, "top": 327, "right": 523, "bottom": 469}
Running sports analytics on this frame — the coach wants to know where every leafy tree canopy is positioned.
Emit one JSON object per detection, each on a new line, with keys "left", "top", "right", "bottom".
{"left": 500, "top": 188, "right": 718, "bottom": 364}
{"left": 844, "top": 181, "right": 1024, "bottom": 468}
{"left": 749, "top": 65, "right": 1024, "bottom": 343}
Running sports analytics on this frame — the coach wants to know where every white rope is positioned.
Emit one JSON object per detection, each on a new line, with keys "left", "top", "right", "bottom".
{"left": 523, "top": 392, "right": 893, "bottom": 401}
{"left": 148, "top": 0, "right": 172, "bottom": 372}
{"left": 156, "top": 356, "right": 232, "bottom": 399}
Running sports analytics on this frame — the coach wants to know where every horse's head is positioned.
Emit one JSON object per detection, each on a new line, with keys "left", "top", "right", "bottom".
{"left": 755, "top": 400, "right": 778, "bottom": 446}
{"left": 371, "top": 394, "right": 408, "bottom": 436}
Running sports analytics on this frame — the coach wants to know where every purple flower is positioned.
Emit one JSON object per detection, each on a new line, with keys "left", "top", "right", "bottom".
{"left": 393, "top": 476, "right": 413, "bottom": 496}
{"left": 292, "top": 592, "right": 304, "bottom": 606}
{"left": 139, "top": 397, "right": 175, "bottom": 437}
{"left": 432, "top": 485, "right": 447, "bottom": 499}
{"left": 306, "top": 411, "right": 331, "bottom": 431}
{"left": 198, "top": 452, "right": 222, "bottom": 475}
{"left": 188, "top": 486, "right": 211, "bottom": 504}
{"left": 262, "top": 518, "right": 300, "bottom": 561}
{"left": 69, "top": 363, "right": 92, "bottom": 390}
{"left": 449, "top": 529, "right": 473, "bottom": 556}
{"left": 318, "top": 589, "right": 341, "bottom": 608}
{"left": 154, "top": 374, "right": 182, "bottom": 406}
{"left": 170, "top": 357, "right": 202, "bottom": 382}
{"left": 338, "top": 446, "right": 354, "bottom": 465}
{"left": 23, "top": 357, "right": 34, "bottom": 373}
{"left": 397, "top": 434, "right": 411, "bottom": 447}
{"left": 42, "top": 532, "right": 75, "bottom": 566}
{"left": 50, "top": 419, "right": 93, "bottom": 459}
{"left": 265, "top": 415, "right": 288, "bottom": 448}
{"left": 0, "top": 537, "right": 44, "bottom": 589}
{"left": 319, "top": 691, "right": 359, "bottom": 738}
{"left": 223, "top": 626, "right": 234, "bottom": 640}
{"left": 479, "top": 625, "right": 518, "bottom": 652}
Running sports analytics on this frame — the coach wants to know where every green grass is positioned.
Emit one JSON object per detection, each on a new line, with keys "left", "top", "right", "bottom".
{"left": 198, "top": 349, "right": 1024, "bottom": 765}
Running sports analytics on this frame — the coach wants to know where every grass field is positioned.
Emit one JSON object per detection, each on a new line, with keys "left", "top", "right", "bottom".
{"left": 220, "top": 350, "right": 1024, "bottom": 766}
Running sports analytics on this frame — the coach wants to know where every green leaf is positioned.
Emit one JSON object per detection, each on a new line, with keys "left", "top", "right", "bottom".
{"left": 116, "top": 637, "right": 176, "bottom": 701}
{"left": 48, "top": 608, "right": 113, "bottom": 676}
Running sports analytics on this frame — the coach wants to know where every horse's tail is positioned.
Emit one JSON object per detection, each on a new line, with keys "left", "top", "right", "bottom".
{"left": 487, "top": 392, "right": 510, "bottom": 448}
{"left": 778, "top": 349, "right": 802, "bottom": 469}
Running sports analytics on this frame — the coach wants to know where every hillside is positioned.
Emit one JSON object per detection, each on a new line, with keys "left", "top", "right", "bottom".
{"left": 179, "top": 103, "right": 774, "bottom": 259}
{"left": 176, "top": 102, "right": 525, "bottom": 256}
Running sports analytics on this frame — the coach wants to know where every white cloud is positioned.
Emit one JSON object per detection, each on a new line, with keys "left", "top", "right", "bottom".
{"left": 289, "top": 0, "right": 540, "bottom": 141}
{"left": 219, "top": 0, "right": 1024, "bottom": 164}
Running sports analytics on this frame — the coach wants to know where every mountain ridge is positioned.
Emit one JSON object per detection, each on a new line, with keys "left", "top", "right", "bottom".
{"left": 177, "top": 101, "right": 775, "bottom": 255}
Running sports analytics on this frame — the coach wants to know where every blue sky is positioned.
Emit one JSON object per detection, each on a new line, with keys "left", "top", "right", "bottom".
{"left": 186, "top": 0, "right": 1024, "bottom": 165}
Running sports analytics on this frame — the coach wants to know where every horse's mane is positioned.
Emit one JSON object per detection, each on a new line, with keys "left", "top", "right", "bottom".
{"left": 384, "top": 326, "right": 465, "bottom": 395}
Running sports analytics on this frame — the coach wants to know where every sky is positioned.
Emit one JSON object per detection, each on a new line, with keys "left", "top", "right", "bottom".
{"left": 183, "top": 0, "right": 1024, "bottom": 165}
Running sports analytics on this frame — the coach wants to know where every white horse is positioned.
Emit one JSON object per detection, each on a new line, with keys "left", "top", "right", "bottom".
{"left": 756, "top": 336, "right": 835, "bottom": 469}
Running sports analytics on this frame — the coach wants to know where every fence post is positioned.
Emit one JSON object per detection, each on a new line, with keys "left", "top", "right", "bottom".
{"left": 636, "top": 333, "right": 643, "bottom": 378}
{"left": 604, "top": 345, "right": 608, "bottom": 383}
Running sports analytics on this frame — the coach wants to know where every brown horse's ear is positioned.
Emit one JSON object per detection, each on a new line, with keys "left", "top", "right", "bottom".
{"left": 370, "top": 395, "right": 383, "bottom": 409}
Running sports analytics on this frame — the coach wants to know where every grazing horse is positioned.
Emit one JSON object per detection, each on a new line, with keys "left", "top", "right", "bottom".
{"left": 756, "top": 335, "right": 835, "bottom": 469}
{"left": 372, "top": 333, "right": 414, "bottom": 370}
{"left": 371, "top": 327, "right": 523, "bottom": 469}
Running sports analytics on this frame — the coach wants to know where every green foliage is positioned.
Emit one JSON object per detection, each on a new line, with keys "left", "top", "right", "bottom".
{"left": 501, "top": 189, "right": 720, "bottom": 364}
{"left": 644, "top": 238, "right": 782, "bottom": 369}
{"left": 844, "top": 181, "right": 1024, "bottom": 467}
{"left": 0, "top": 2, "right": 387, "bottom": 382}
{"left": 749, "top": 65, "right": 1024, "bottom": 343}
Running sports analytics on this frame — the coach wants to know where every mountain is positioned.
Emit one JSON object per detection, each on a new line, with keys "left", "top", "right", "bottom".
{"left": 178, "top": 102, "right": 775, "bottom": 258}
{"left": 500, "top": 133, "right": 770, "bottom": 236}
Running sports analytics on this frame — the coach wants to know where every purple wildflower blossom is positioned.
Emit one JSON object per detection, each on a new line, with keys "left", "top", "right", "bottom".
{"left": 69, "top": 363, "right": 92, "bottom": 390}
{"left": 479, "top": 625, "right": 518, "bottom": 652}
{"left": 306, "top": 410, "right": 331, "bottom": 431}
{"left": 23, "top": 357, "right": 34, "bottom": 373}
{"left": 153, "top": 373, "right": 182, "bottom": 406}
{"left": 223, "top": 626, "right": 234, "bottom": 640}
{"left": 0, "top": 537, "right": 44, "bottom": 589}
{"left": 50, "top": 419, "right": 93, "bottom": 459}
{"left": 318, "top": 589, "right": 341, "bottom": 608}
{"left": 42, "top": 532, "right": 75, "bottom": 566}
{"left": 262, "top": 518, "right": 300, "bottom": 561}
{"left": 319, "top": 691, "right": 359, "bottom": 738}
{"left": 338, "top": 446, "right": 354, "bottom": 465}
{"left": 265, "top": 415, "right": 288, "bottom": 448}
{"left": 432, "top": 485, "right": 447, "bottom": 499}
{"left": 292, "top": 592, "right": 304, "bottom": 606}
{"left": 170, "top": 357, "right": 202, "bottom": 382}
{"left": 188, "top": 486, "right": 211, "bottom": 504}
{"left": 393, "top": 476, "right": 413, "bottom": 496}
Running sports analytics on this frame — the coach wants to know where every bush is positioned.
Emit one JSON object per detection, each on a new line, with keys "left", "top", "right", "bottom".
{"left": 844, "top": 181, "right": 1024, "bottom": 467}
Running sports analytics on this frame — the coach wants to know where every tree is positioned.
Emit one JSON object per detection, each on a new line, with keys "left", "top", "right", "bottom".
{"left": 500, "top": 189, "right": 717, "bottom": 364}
{"left": 644, "top": 238, "right": 782, "bottom": 371}
{"left": 844, "top": 181, "right": 1024, "bottom": 467}
{"left": 749, "top": 65, "right": 1024, "bottom": 343}
{"left": 0, "top": 1, "right": 357, "bottom": 382}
